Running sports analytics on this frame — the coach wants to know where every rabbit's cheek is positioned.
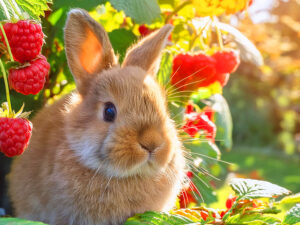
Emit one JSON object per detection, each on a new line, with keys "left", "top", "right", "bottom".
{"left": 152, "top": 141, "right": 174, "bottom": 168}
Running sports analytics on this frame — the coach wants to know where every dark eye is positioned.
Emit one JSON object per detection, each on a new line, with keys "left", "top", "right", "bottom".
{"left": 103, "top": 102, "right": 117, "bottom": 122}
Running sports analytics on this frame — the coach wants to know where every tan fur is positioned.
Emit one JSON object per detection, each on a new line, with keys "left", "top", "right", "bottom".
{"left": 9, "top": 9, "right": 185, "bottom": 225}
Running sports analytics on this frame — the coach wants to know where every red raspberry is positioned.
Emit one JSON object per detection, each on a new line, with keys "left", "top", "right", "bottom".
{"left": 212, "top": 49, "right": 240, "bottom": 74}
{"left": 0, "top": 20, "right": 43, "bottom": 63}
{"left": 200, "top": 211, "right": 209, "bottom": 221}
{"left": 183, "top": 112, "right": 216, "bottom": 140}
{"left": 171, "top": 53, "right": 216, "bottom": 91}
{"left": 138, "top": 25, "right": 152, "bottom": 36}
{"left": 215, "top": 73, "right": 230, "bottom": 86}
{"left": 8, "top": 55, "right": 50, "bottom": 95}
{"left": 226, "top": 195, "right": 237, "bottom": 209}
{"left": 0, "top": 117, "right": 32, "bottom": 157}
{"left": 203, "top": 106, "right": 214, "bottom": 121}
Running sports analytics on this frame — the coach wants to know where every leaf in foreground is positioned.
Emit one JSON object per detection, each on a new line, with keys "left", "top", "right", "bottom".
{"left": 230, "top": 178, "right": 291, "bottom": 199}
{"left": 283, "top": 204, "right": 300, "bottom": 225}
{"left": 0, "top": 218, "right": 47, "bottom": 225}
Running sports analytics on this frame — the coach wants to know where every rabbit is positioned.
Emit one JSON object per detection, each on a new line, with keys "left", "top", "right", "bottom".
{"left": 8, "top": 9, "right": 186, "bottom": 225}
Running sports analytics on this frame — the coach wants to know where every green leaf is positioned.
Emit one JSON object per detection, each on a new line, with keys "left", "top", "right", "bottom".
{"left": 124, "top": 211, "right": 194, "bottom": 225}
{"left": 52, "top": 0, "right": 106, "bottom": 11}
{"left": 157, "top": 52, "right": 173, "bottom": 87}
{"left": 210, "top": 94, "right": 233, "bottom": 150}
{"left": 225, "top": 213, "right": 281, "bottom": 225}
{"left": 283, "top": 204, "right": 300, "bottom": 225}
{"left": 185, "top": 141, "right": 221, "bottom": 160}
{"left": 110, "top": 0, "right": 161, "bottom": 24}
{"left": 230, "top": 178, "right": 291, "bottom": 199}
{"left": 108, "top": 28, "right": 137, "bottom": 62}
{"left": 0, "top": 0, "right": 50, "bottom": 21}
{"left": 0, "top": 0, "right": 22, "bottom": 21}
{"left": 280, "top": 193, "right": 300, "bottom": 205}
{"left": 0, "top": 218, "right": 47, "bottom": 225}
{"left": 16, "top": 0, "right": 51, "bottom": 20}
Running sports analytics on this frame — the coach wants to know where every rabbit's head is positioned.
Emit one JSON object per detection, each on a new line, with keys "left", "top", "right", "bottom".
{"left": 64, "top": 9, "right": 184, "bottom": 178}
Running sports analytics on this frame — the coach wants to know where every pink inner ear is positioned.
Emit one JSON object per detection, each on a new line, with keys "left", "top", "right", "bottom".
{"left": 80, "top": 29, "right": 103, "bottom": 74}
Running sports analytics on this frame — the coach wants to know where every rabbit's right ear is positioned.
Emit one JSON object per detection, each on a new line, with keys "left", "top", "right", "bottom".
{"left": 64, "top": 9, "right": 117, "bottom": 95}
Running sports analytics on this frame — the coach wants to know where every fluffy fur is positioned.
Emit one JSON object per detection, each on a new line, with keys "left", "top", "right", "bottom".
{"left": 9, "top": 9, "right": 186, "bottom": 225}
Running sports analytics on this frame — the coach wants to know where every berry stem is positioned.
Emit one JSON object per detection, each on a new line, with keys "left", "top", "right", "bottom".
{"left": 0, "top": 23, "right": 15, "bottom": 62}
{"left": 212, "top": 17, "right": 224, "bottom": 49}
{"left": 165, "top": 0, "right": 192, "bottom": 23}
{"left": 0, "top": 59, "right": 13, "bottom": 117}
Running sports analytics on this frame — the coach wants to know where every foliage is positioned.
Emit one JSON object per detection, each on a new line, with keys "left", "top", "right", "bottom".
{"left": 0, "top": 217, "right": 46, "bottom": 224}
{"left": 124, "top": 178, "right": 299, "bottom": 225}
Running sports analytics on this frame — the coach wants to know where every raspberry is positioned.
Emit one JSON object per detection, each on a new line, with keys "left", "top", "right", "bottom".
{"left": 171, "top": 53, "right": 216, "bottom": 91}
{"left": 212, "top": 49, "right": 240, "bottom": 74}
{"left": 225, "top": 195, "right": 237, "bottom": 209}
{"left": 0, "top": 117, "right": 32, "bottom": 157}
{"left": 183, "top": 112, "right": 217, "bottom": 140}
{"left": 203, "top": 106, "right": 214, "bottom": 121}
{"left": 200, "top": 211, "right": 209, "bottom": 221}
{"left": 215, "top": 73, "right": 230, "bottom": 86}
{"left": 0, "top": 20, "right": 43, "bottom": 63}
{"left": 138, "top": 25, "right": 152, "bottom": 36}
{"left": 8, "top": 55, "right": 50, "bottom": 95}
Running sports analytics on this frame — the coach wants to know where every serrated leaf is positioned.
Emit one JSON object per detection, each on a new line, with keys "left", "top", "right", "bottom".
{"left": 230, "top": 178, "right": 291, "bottom": 199}
{"left": 16, "top": 0, "right": 50, "bottom": 20}
{"left": 0, "top": 0, "right": 50, "bottom": 21}
{"left": 0, "top": 0, "right": 22, "bottom": 21}
{"left": 280, "top": 193, "right": 300, "bottom": 205}
{"left": 110, "top": 0, "right": 161, "bottom": 24}
{"left": 124, "top": 211, "right": 194, "bottom": 225}
{"left": 215, "top": 21, "right": 263, "bottom": 67}
{"left": 225, "top": 213, "right": 281, "bottom": 225}
{"left": 0, "top": 218, "right": 47, "bottom": 225}
{"left": 210, "top": 94, "right": 233, "bottom": 150}
{"left": 283, "top": 204, "right": 300, "bottom": 225}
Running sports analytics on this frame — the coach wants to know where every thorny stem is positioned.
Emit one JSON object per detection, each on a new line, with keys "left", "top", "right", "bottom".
{"left": 0, "top": 59, "right": 13, "bottom": 117}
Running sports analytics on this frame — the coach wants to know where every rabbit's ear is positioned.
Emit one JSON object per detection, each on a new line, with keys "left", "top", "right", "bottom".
{"left": 64, "top": 9, "right": 117, "bottom": 95}
{"left": 122, "top": 24, "right": 173, "bottom": 76}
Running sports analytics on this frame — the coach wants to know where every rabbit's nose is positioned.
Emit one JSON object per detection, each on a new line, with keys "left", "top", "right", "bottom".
{"left": 138, "top": 127, "right": 163, "bottom": 153}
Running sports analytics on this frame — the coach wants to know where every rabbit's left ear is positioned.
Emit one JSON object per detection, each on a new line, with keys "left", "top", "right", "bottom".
{"left": 122, "top": 25, "right": 173, "bottom": 76}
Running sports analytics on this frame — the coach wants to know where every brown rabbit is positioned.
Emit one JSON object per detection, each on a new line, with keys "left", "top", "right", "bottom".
{"left": 8, "top": 9, "right": 186, "bottom": 225}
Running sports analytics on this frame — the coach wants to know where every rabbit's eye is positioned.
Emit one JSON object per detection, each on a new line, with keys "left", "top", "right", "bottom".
{"left": 103, "top": 102, "right": 116, "bottom": 122}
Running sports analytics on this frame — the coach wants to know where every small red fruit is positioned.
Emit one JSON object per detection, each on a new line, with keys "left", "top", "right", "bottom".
{"left": 212, "top": 50, "right": 240, "bottom": 74}
{"left": 226, "top": 195, "right": 237, "bottom": 209}
{"left": 200, "top": 211, "right": 209, "bottom": 221}
{"left": 9, "top": 55, "right": 50, "bottom": 95}
{"left": 138, "top": 25, "right": 152, "bottom": 36}
{"left": 171, "top": 53, "right": 216, "bottom": 91}
{"left": 0, "top": 117, "right": 32, "bottom": 157}
{"left": 0, "top": 20, "right": 44, "bottom": 63}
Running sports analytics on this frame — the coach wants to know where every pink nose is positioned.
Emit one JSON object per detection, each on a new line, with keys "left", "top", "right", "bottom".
{"left": 138, "top": 127, "right": 163, "bottom": 153}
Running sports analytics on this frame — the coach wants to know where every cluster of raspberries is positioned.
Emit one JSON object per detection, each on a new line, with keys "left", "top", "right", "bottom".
{"left": 171, "top": 50, "right": 240, "bottom": 91}
{"left": 1, "top": 20, "right": 50, "bottom": 95}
